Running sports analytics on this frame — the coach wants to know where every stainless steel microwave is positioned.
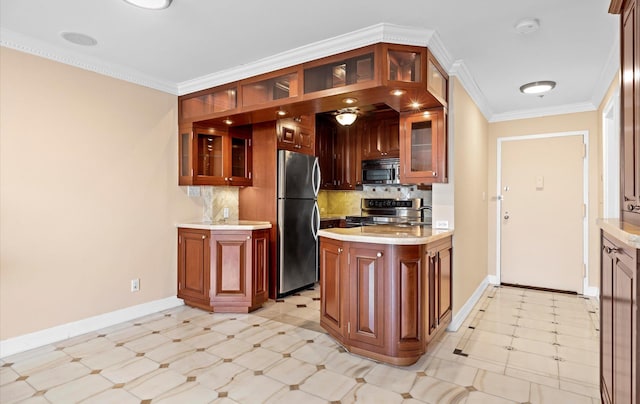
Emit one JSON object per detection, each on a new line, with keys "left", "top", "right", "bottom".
{"left": 362, "top": 158, "right": 400, "bottom": 184}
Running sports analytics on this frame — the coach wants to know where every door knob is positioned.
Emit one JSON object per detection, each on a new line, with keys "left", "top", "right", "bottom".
{"left": 504, "top": 211, "right": 510, "bottom": 220}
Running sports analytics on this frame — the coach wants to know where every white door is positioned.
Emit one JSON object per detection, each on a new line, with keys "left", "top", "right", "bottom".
{"left": 500, "top": 134, "right": 585, "bottom": 293}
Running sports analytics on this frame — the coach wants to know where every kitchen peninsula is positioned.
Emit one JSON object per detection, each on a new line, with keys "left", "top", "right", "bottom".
{"left": 318, "top": 225, "right": 453, "bottom": 365}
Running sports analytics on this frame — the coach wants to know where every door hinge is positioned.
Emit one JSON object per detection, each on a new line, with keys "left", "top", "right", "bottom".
{"left": 347, "top": 322, "right": 351, "bottom": 334}
{"left": 347, "top": 253, "right": 350, "bottom": 265}
{"left": 583, "top": 203, "right": 587, "bottom": 218}
{"left": 582, "top": 143, "right": 587, "bottom": 159}
{"left": 178, "top": 235, "right": 182, "bottom": 244}
{"left": 249, "top": 139, "right": 252, "bottom": 147}
{"left": 583, "top": 263, "right": 587, "bottom": 277}
{"left": 249, "top": 171, "right": 252, "bottom": 179}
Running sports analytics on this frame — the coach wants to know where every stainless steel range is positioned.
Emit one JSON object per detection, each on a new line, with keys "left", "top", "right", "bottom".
{"left": 345, "top": 198, "right": 431, "bottom": 227}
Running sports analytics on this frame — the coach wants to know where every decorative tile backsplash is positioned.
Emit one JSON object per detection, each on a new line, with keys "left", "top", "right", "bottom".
{"left": 201, "top": 186, "right": 239, "bottom": 222}
{"left": 318, "top": 186, "right": 432, "bottom": 218}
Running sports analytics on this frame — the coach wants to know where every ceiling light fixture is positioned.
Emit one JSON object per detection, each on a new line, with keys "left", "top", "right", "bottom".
{"left": 123, "top": 0, "right": 172, "bottom": 10}
{"left": 61, "top": 32, "right": 98, "bottom": 46}
{"left": 342, "top": 97, "right": 358, "bottom": 105}
{"left": 223, "top": 118, "right": 233, "bottom": 125}
{"left": 335, "top": 108, "right": 358, "bottom": 126}
{"left": 276, "top": 110, "right": 287, "bottom": 116}
{"left": 390, "top": 89, "right": 406, "bottom": 96}
{"left": 410, "top": 101, "right": 422, "bottom": 109}
{"left": 519, "top": 80, "right": 556, "bottom": 95}
{"left": 514, "top": 18, "right": 540, "bottom": 35}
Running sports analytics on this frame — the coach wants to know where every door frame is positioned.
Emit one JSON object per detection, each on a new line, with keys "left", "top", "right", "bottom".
{"left": 602, "top": 87, "right": 620, "bottom": 218}
{"left": 495, "top": 130, "right": 589, "bottom": 294}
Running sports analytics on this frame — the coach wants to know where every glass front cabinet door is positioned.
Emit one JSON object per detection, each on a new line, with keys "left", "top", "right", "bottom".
{"left": 178, "top": 124, "right": 252, "bottom": 186}
{"left": 399, "top": 109, "right": 447, "bottom": 184}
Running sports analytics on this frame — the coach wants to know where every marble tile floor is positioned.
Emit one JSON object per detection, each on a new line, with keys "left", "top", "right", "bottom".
{"left": 0, "top": 285, "right": 601, "bottom": 403}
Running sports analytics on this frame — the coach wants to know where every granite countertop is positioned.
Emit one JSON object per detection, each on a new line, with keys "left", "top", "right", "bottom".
{"left": 318, "top": 225, "right": 453, "bottom": 245}
{"left": 597, "top": 218, "right": 640, "bottom": 249}
{"left": 177, "top": 220, "right": 272, "bottom": 230}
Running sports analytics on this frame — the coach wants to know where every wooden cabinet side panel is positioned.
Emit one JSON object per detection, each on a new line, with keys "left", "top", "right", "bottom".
{"left": 438, "top": 244, "right": 452, "bottom": 321}
{"left": 613, "top": 256, "right": 635, "bottom": 404}
{"left": 398, "top": 252, "right": 421, "bottom": 342}
{"left": 601, "top": 235, "right": 615, "bottom": 404}
{"left": 252, "top": 230, "right": 269, "bottom": 305}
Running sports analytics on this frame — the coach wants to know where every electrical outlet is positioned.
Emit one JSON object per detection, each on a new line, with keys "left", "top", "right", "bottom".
{"left": 223, "top": 207, "right": 229, "bottom": 219}
{"left": 435, "top": 220, "right": 449, "bottom": 229}
{"left": 131, "top": 278, "right": 140, "bottom": 292}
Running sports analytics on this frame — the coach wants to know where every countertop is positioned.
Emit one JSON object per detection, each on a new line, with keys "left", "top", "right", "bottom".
{"left": 318, "top": 225, "right": 453, "bottom": 245}
{"left": 177, "top": 220, "right": 272, "bottom": 231}
{"left": 597, "top": 218, "right": 640, "bottom": 249}
{"left": 320, "top": 215, "right": 345, "bottom": 221}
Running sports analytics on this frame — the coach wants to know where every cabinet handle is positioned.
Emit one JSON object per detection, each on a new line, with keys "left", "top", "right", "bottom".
{"left": 603, "top": 246, "right": 619, "bottom": 254}
{"left": 376, "top": 252, "right": 383, "bottom": 258}
{"left": 247, "top": 236, "right": 251, "bottom": 240}
{"left": 201, "top": 235, "right": 206, "bottom": 239}
{"left": 338, "top": 248, "right": 343, "bottom": 253}
{"left": 432, "top": 172, "right": 437, "bottom": 177}
{"left": 627, "top": 203, "right": 640, "bottom": 212}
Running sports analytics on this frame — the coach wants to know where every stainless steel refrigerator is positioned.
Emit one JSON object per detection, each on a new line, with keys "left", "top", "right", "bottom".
{"left": 277, "top": 150, "right": 321, "bottom": 297}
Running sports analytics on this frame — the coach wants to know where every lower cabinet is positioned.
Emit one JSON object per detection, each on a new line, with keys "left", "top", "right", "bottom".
{"left": 319, "top": 236, "right": 452, "bottom": 365}
{"left": 600, "top": 230, "right": 638, "bottom": 404}
{"left": 178, "top": 227, "right": 269, "bottom": 313}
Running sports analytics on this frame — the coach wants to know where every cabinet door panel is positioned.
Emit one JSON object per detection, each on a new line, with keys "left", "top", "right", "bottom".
{"left": 212, "top": 235, "right": 248, "bottom": 296}
{"left": 438, "top": 246, "right": 452, "bottom": 321}
{"left": 320, "top": 240, "right": 344, "bottom": 333}
{"left": 349, "top": 246, "right": 385, "bottom": 347}
{"left": 613, "top": 257, "right": 634, "bottom": 404}
{"left": 177, "top": 229, "right": 210, "bottom": 305}
{"left": 399, "top": 257, "right": 421, "bottom": 341}
{"left": 252, "top": 230, "right": 269, "bottom": 302}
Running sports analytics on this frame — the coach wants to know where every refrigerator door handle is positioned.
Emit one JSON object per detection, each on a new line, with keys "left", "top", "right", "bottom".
{"left": 311, "top": 202, "right": 320, "bottom": 240}
{"left": 312, "top": 157, "right": 321, "bottom": 197}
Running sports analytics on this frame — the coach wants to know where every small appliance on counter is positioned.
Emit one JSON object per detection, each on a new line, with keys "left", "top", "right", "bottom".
{"left": 345, "top": 198, "right": 431, "bottom": 227}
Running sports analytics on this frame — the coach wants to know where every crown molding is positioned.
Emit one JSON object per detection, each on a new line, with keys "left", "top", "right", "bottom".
{"left": 0, "top": 27, "right": 179, "bottom": 95}
{"left": 590, "top": 33, "right": 620, "bottom": 108}
{"left": 489, "top": 101, "right": 597, "bottom": 122}
{"left": 449, "top": 60, "right": 493, "bottom": 120}
{"left": 178, "top": 23, "right": 436, "bottom": 95}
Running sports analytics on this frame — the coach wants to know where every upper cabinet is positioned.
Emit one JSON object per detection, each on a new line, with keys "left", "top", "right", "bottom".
{"left": 619, "top": 0, "right": 640, "bottom": 224}
{"left": 361, "top": 110, "right": 400, "bottom": 160}
{"left": 303, "top": 48, "right": 376, "bottom": 96}
{"left": 399, "top": 108, "right": 447, "bottom": 185}
{"left": 179, "top": 84, "right": 238, "bottom": 124}
{"left": 277, "top": 114, "right": 315, "bottom": 155}
{"left": 179, "top": 123, "right": 252, "bottom": 186}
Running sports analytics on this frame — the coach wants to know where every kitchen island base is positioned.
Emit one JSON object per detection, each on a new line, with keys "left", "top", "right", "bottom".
{"left": 318, "top": 227, "right": 453, "bottom": 366}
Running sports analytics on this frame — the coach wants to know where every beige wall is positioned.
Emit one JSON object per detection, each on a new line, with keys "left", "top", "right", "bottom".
{"left": 450, "top": 78, "right": 490, "bottom": 316}
{"left": 0, "top": 48, "right": 202, "bottom": 340}
{"left": 487, "top": 111, "right": 601, "bottom": 291}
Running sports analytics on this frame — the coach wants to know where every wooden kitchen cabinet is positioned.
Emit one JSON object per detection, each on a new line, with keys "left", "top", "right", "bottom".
{"left": 319, "top": 236, "right": 452, "bottom": 365}
{"left": 361, "top": 110, "right": 400, "bottom": 160}
{"left": 315, "top": 113, "right": 361, "bottom": 190}
{"left": 619, "top": 0, "right": 640, "bottom": 225}
{"left": 600, "top": 231, "right": 638, "bottom": 404}
{"left": 177, "top": 228, "right": 269, "bottom": 312}
{"left": 399, "top": 108, "right": 447, "bottom": 185}
{"left": 425, "top": 237, "right": 452, "bottom": 340}
{"left": 178, "top": 123, "right": 252, "bottom": 186}
{"left": 277, "top": 114, "right": 315, "bottom": 155}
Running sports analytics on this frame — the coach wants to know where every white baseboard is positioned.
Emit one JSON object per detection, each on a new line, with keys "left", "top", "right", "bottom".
{"left": 583, "top": 285, "right": 599, "bottom": 298}
{"left": 1, "top": 296, "right": 184, "bottom": 358}
{"left": 447, "top": 276, "right": 489, "bottom": 332}
{"left": 487, "top": 275, "right": 500, "bottom": 285}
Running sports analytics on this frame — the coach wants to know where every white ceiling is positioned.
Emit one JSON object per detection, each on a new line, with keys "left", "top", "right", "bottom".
{"left": 0, "top": 0, "right": 619, "bottom": 122}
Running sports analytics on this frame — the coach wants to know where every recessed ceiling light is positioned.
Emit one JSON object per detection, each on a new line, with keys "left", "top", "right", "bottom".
{"left": 123, "top": 0, "right": 172, "bottom": 10}
{"left": 342, "top": 97, "right": 358, "bottom": 105}
{"left": 61, "top": 32, "right": 98, "bottom": 46}
{"left": 519, "top": 81, "right": 556, "bottom": 95}
{"left": 410, "top": 101, "right": 421, "bottom": 109}
{"left": 223, "top": 119, "right": 233, "bottom": 125}
{"left": 276, "top": 110, "right": 287, "bottom": 116}
{"left": 390, "top": 89, "right": 406, "bottom": 96}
